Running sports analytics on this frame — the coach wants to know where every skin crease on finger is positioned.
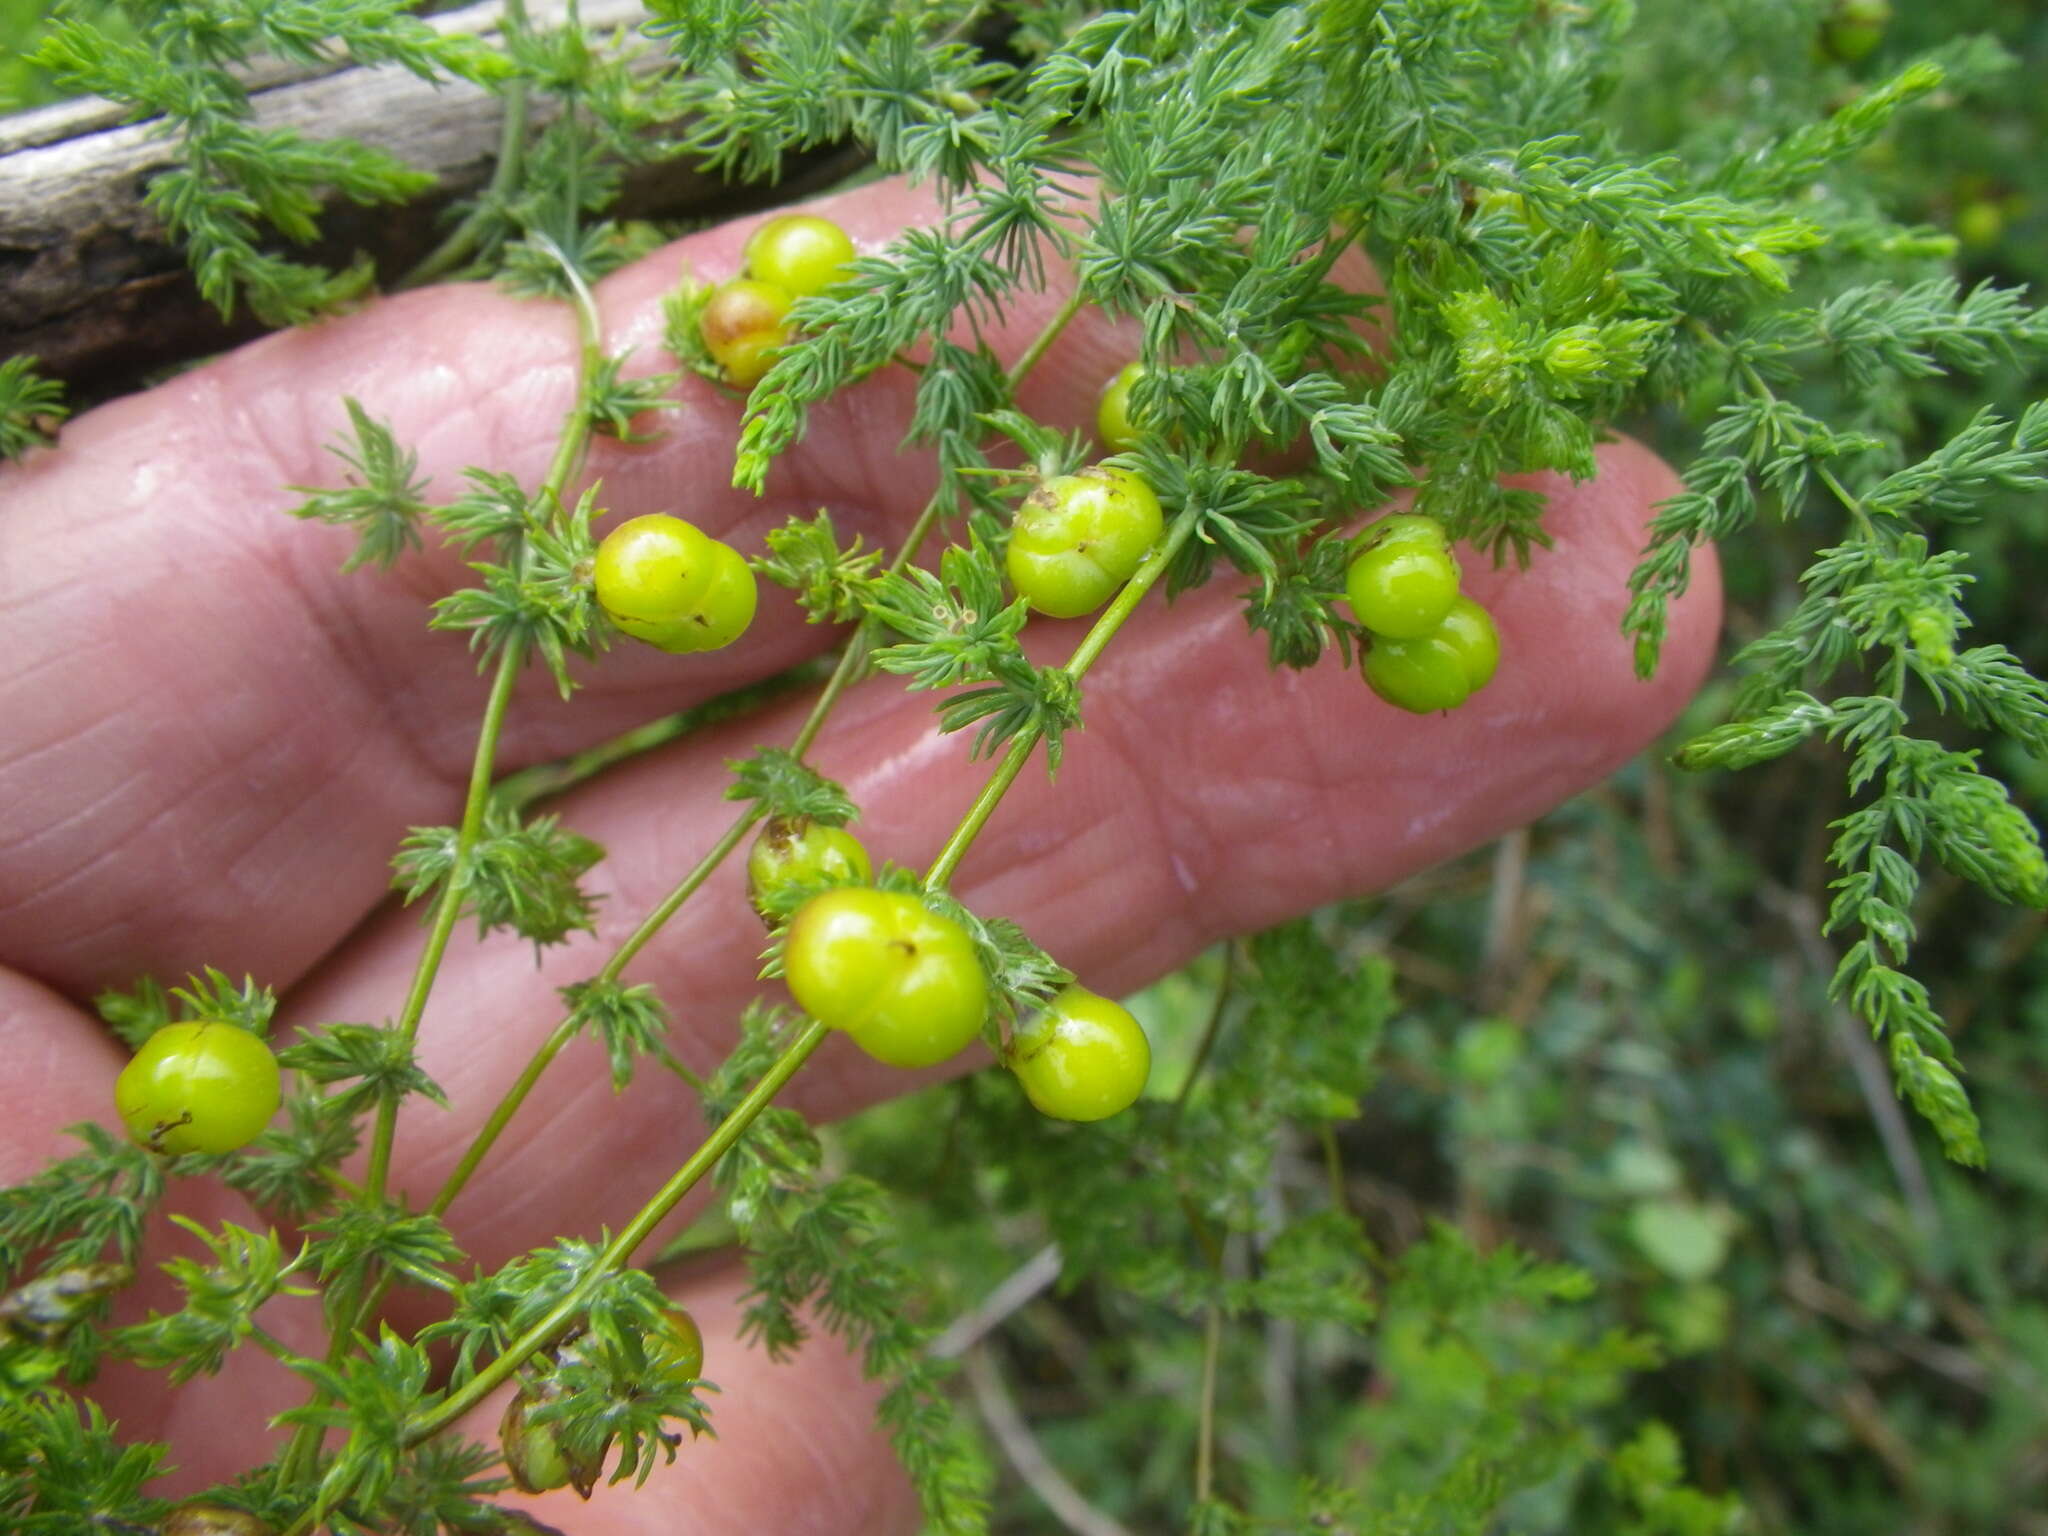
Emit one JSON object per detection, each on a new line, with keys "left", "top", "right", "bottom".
{"left": 0, "top": 175, "right": 1719, "bottom": 1520}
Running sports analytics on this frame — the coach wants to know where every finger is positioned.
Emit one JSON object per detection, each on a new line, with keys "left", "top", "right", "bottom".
{"left": 277, "top": 436, "right": 1720, "bottom": 1275}
{"left": 0, "top": 178, "right": 1139, "bottom": 1003}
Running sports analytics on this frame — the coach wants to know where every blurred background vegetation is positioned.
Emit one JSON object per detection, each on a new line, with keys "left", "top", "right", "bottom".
{"left": 3, "top": 1, "right": 2044, "bottom": 1532}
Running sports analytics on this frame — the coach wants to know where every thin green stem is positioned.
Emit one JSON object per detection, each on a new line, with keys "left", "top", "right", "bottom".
{"left": 1170, "top": 941, "right": 1238, "bottom": 1116}
{"left": 403, "top": 1019, "right": 831, "bottom": 1447}
{"left": 287, "top": 1032, "right": 831, "bottom": 1532}
{"left": 365, "top": 639, "right": 524, "bottom": 1204}
{"left": 278, "top": 1271, "right": 365, "bottom": 1488}
{"left": 926, "top": 505, "right": 1200, "bottom": 889}
{"left": 290, "top": 230, "right": 611, "bottom": 1476}
{"left": 1195, "top": 1302, "right": 1223, "bottom": 1505}
{"left": 1319, "top": 1124, "right": 1348, "bottom": 1215}
{"left": 400, "top": 72, "right": 529, "bottom": 287}
{"left": 248, "top": 1325, "right": 303, "bottom": 1365}
{"left": 924, "top": 735, "right": 1037, "bottom": 892}
{"left": 1005, "top": 288, "right": 1087, "bottom": 393}
{"left": 420, "top": 807, "right": 756, "bottom": 1223}
{"left": 1819, "top": 461, "right": 1880, "bottom": 542}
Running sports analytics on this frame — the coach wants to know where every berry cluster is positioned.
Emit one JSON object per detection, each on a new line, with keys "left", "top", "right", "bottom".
{"left": 747, "top": 816, "right": 1152, "bottom": 1118}
{"left": 1345, "top": 515, "right": 1501, "bottom": 714}
{"left": 697, "top": 214, "right": 858, "bottom": 388}
{"left": 107, "top": 211, "right": 1524, "bottom": 1179}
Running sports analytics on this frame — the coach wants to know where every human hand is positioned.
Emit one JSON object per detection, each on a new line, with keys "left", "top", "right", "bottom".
{"left": 0, "top": 181, "right": 1720, "bottom": 1530}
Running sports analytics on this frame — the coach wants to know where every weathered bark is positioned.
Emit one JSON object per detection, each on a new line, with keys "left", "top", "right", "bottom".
{"left": 0, "top": 0, "right": 843, "bottom": 400}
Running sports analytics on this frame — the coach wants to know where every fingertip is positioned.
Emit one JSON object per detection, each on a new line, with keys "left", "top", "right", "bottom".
{"left": 1476, "top": 435, "right": 1723, "bottom": 727}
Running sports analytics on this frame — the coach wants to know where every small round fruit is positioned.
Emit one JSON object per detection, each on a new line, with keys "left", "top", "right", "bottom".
{"left": 1006, "top": 465, "right": 1165, "bottom": 619}
{"left": 699, "top": 277, "right": 794, "bottom": 388}
{"left": 743, "top": 213, "right": 856, "bottom": 298}
{"left": 114, "top": 1022, "right": 281, "bottom": 1156}
{"left": 1434, "top": 596, "right": 1500, "bottom": 692}
{"left": 783, "top": 888, "right": 988, "bottom": 1069}
{"left": 1956, "top": 199, "right": 2006, "bottom": 250}
{"left": 1095, "top": 362, "right": 1146, "bottom": 452}
{"left": 1474, "top": 187, "right": 1534, "bottom": 226}
{"left": 1363, "top": 631, "right": 1473, "bottom": 714}
{"left": 747, "top": 816, "right": 872, "bottom": 922}
{"left": 646, "top": 1304, "right": 704, "bottom": 1384}
{"left": 1360, "top": 513, "right": 1451, "bottom": 553}
{"left": 499, "top": 1391, "right": 575, "bottom": 1495}
{"left": 1008, "top": 986, "right": 1151, "bottom": 1123}
{"left": 1345, "top": 539, "right": 1462, "bottom": 639}
{"left": 592, "top": 514, "right": 757, "bottom": 654}
{"left": 1820, "top": 0, "right": 1889, "bottom": 62}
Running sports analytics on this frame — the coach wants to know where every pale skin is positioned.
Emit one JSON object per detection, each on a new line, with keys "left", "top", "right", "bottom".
{"left": 0, "top": 181, "right": 1721, "bottom": 1530}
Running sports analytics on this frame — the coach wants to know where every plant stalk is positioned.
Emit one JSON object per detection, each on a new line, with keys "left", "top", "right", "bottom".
{"left": 926, "top": 505, "right": 1198, "bottom": 889}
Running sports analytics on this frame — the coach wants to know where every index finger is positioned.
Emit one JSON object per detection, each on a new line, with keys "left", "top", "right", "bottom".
{"left": 0, "top": 181, "right": 1140, "bottom": 1002}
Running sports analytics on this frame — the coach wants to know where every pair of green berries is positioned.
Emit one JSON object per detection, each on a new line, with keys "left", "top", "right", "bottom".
{"left": 1345, "top": 514, "right": 1501, "bottom": 714}
{"left": 591, "top": 513, "right": 757, "bottom": 655}
{"left": 697, "top": 213, "right": 858, "bottom": 389}
{"left": 751, "top": 817, "right": 1149, "bottom": 1120}
{"left": 1096, "top": 364, "right": 1501, "bottom": 716}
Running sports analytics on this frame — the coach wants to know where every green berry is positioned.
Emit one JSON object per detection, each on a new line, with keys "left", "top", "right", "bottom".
{"left": 1096, "top": 363, "right": 1146, "bottom": 452}
{"left": 1956, "top": 200, "right": 2006, "bottom": 250}
{"left": 744, "top": 213, "right": 857, "bottom": 298}
{"left": 114, "top": 1022, "right": 280, "bottom": 1157}
{"left": 1820, "top": 0, "right": 1889, "bottom": 63}
{"left": 1362, "top": 514, "right": 1453, "bottom": 552}
{"left": 747, "top": 816, "right": 873, "bottom": 923}
{"left": 1363, "top": 631, "right": 1473, "bottom": 714}
{"left": 699, "top": 277, "right": 794, "bottom": 388}
{"left": 1435, "top": 596, "right": 1501, "bottom": 692}
{"left": 1007, "top": 465, "right": 1165, "bottom": 619}
{"left": 1345, "top": 539, "right": 1462, "bottom": 639}
{"left": 1361, "top": 595, "right": 1502, "bottom": 713}
{"left": 646, "top": 1304, "right": 704, "bottom": 1385}
{"left": 1008, "top": 985, "right": 1151, "bottom": 1122}
{"left": 499, "top": 1391, "right": 577, "bottom": 1496}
